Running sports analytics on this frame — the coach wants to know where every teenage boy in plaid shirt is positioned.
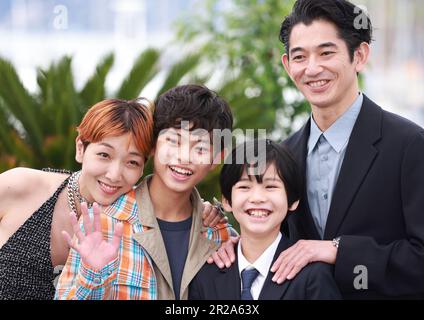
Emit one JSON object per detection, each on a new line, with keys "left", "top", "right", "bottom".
{"left": 55, "top": 84, "right": 234, "bottom": 300}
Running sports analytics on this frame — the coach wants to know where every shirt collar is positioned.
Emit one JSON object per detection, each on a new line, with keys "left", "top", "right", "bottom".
{"left": 308, "top": 117, "right": 323, "bottom": 155}
{"left": 308, "top": 93, "right": 363, "bottom": 155}
{"left": 103, "top": 188, "right": 139, "bottom": 224}
{"left": 238, "top": 232, "right": 282, "bottom": 278}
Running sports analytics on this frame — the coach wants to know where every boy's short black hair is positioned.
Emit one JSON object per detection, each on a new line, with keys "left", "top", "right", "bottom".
{"left": 279, "top": 0, "right": 373, "bottom": 61}
{"left": 220, "top": 139, "right": 302, "bottom": 207}
{"left": 153, "top": 84, "right": 233, "bottom": 151}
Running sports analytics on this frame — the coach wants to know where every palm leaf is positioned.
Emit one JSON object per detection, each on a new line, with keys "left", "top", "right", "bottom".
{"left": 0, "top": 99, "right": 17, "bottom": 154}
{"left": 156, "top": 53, "right": 201, "bottom": 97}
{"left": 37, "top": 56, "right": 81, "bottom": 136}
{"left": 116, "top": 48, "right": 160, "bottom": 99}
{"left": 0, "top": 57, "right": 43, "bottom": 156}
{"left": 80, "top": 53, "right": 114, "bottom": 107}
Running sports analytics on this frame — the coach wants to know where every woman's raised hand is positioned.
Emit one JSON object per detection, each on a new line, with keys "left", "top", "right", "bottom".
{"left": 62, "top": 202, "right": 123, "bottom": 270}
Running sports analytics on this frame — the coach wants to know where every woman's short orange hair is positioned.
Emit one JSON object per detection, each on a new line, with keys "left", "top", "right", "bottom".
{"left": 77, "top": 98, "right": 154, "bottom": 158}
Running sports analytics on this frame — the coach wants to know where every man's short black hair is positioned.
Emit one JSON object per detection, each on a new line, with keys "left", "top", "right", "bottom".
{"left": 279, "top": 0, "right": 373, "bottom": 61}
{"left": 220, "top": 139, "right": 302, "bottom": 207}
{"left": 153, "top": 84, "right": 233, "bottom": 152}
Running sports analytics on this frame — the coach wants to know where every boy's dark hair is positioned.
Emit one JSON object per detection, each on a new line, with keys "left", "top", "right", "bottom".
{"left": 220, "top": 139, "right": 301, "bottom": 207}
{"left": 279, "top": 0, "right": 373, "bottom": 61}
{"left": 153, "top": 84, "right": 233, "bottom": 151}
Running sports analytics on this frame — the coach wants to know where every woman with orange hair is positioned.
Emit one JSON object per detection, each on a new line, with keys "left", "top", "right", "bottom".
{"left": 0, "top": 98, "right": 154, "bottom": 300}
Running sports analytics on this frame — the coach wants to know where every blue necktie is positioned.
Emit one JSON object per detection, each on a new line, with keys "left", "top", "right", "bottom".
{"left": 241, "top": 268, "right": 259, "bottom": 300}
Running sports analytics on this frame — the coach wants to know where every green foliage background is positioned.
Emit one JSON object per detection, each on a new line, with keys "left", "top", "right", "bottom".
{"left": 175, "top": 0, "right": 308, "bottom": 207}
{"left": 0, "top": 0, "right": 309, "bottom": 228}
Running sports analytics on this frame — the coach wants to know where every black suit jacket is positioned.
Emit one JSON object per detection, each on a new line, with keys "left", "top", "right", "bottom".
{"left": 189, "top": 236, "right": 341, "bottom": 300}
{"left": 283, "top": 95, "right": 424, "bottom": 299}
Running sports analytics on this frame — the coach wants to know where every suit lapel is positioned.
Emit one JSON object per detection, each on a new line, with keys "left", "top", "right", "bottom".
{"left": 324, "top": 96, "right": 382, "bottom": 239}
{"left": 214, "top": 263, "right": 242, "bottom": 299}
{"left": 259, "top": 275, "right": 291, "bottom": 300}
{"left": 212, "top": 238, "right": 293, "bottom": 300}
{"left": 288, "top": 120, "right": 321, "bottom": 240}
{"left": 258, "top": 237, "right": 292, "bottom": 300}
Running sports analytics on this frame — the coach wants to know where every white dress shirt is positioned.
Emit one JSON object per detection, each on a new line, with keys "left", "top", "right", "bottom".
{"left": 237, "top": 232, "right": 282, "bottom": 300}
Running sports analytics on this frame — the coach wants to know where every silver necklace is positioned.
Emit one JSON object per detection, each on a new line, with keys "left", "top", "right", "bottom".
{"left": 67, "top": 171, "right": 92, "bottom": 215}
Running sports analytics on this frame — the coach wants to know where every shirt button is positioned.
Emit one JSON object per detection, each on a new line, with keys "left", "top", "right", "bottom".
{"left": 323, "top": 193, "right": 328, "bottom": 200}
{"left": 93, "top": 277, "right": 102, "bottom": 285}
{"left": 322, "top": 155, "right": 328, "bottom": 161}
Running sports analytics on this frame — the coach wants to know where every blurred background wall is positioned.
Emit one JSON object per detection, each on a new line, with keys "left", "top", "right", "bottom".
{"left": 0, "top": 0, "right": 422, "bottom": 124}
{"left": 360, "top": 0, "right": 424, "bottom": 126}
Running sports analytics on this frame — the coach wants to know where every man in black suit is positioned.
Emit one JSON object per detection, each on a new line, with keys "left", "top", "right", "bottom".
{"left": 270, "top": 0, "right": 424, "bottom": 299}
{"left": 189, "top": 140, "right": 341, "bottom": 300}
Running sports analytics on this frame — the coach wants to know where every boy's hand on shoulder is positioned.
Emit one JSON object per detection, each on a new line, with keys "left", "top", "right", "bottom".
{"left": 202, "top": 199, "right": 227, "bottom": 227}
{"left": 270, "top": 240, "right": 337, "bottom": 284}
{"left": 207, "top": 236, "right": 239, "bottom": 268}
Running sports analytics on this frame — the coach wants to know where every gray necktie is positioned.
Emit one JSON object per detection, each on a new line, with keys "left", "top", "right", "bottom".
{"left": 241, "top": 268, "right": 259, "bottom": 300}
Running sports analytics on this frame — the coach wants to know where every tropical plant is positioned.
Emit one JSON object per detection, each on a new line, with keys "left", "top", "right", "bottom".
{"left": 0, "top": 48, "right": 201, "bottom": 172}
{"left": 1, "top": 0, "right": 311, "bottom": 232}
{"left": 175, "top": 0, "right": 309, "bottom": 214}
{"left": 176, "top": 0, "right": 309, "bottom": 135}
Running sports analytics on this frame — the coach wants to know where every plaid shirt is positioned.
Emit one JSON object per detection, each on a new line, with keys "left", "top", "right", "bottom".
{"left": 55, "top": 185, "right": 230, "bottom": 300}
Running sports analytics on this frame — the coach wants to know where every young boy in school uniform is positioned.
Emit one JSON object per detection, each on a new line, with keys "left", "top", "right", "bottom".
{"left": 189, "top": 140, "right": 341, "bottom": 300}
